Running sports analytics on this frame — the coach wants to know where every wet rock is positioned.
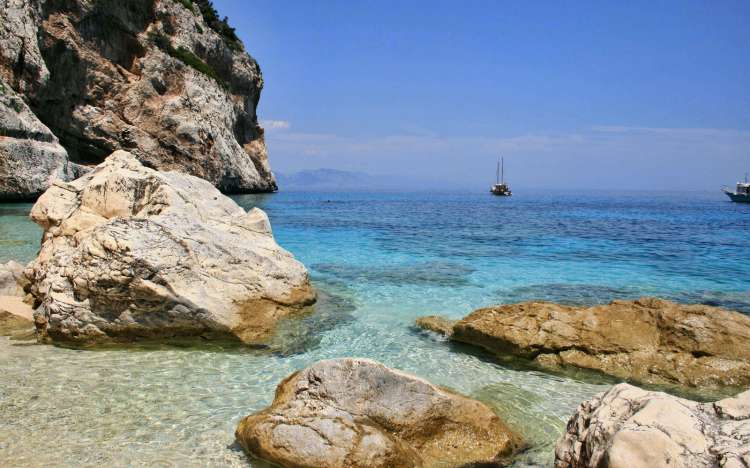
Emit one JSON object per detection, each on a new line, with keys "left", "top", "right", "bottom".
{"left": 0, "top": 79, "right": 82, "bottom": 201}
{"left": 235, "top": 358, "right": 521, "bottom": 467}
{"left": 0, "top": 0, "right": 276, "bottom": 193}
{"left": 26, "top": 150, "right": 314, "bottom": 345}
{"left": 0, "top": 295, "right": 35, "bottom": 338}
{"left": 414, "top": 315, "right": 455, "bottom": 336}
{"left": 554, "top": 383, "right": 750, "bottom": 468}
{"left": 419, "top": 298, "right": 750, "bottom": 388}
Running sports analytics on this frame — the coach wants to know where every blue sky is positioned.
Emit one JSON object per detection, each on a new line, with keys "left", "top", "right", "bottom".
{"left": 214, "top": 0, "right": 749, "bottom": 190}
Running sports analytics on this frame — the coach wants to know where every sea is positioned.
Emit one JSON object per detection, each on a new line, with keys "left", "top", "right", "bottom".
{"left": 1, "top": 190, "right": 749, "bottom": 466}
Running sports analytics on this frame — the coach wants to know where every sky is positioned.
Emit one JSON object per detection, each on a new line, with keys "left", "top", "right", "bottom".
{"left": 213, "top": 0, "right": 750, "bottom": 190}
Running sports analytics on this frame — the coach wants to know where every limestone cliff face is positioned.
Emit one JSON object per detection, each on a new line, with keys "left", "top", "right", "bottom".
{"left": 0, "top": 0, "right": 276, "bottom": 197}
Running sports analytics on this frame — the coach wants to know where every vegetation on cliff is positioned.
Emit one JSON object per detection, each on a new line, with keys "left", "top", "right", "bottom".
{"left": 148, "top": 32, "right": 225, "bottom": 87}
{"left": 174, "top": 0, "right": 242, "bottom": 50}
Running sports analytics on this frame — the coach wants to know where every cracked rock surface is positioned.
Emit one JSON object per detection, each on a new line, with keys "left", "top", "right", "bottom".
{"left": 419, "top": 298, "right": 750, "bottom": 389}
{"left": 1, "top": 0, "right": 276, "bottom": 194}
{"left": 235, "top": 358, "right": 522, "bottom": 467}
{"left": 26, "top": 150, "right": 314, "bottom": 345}
{"left": 0, "top": 78, "right": 85, "bottom": 200}
{"left": 554, "top": 383, "right": 750, "bottom": 468}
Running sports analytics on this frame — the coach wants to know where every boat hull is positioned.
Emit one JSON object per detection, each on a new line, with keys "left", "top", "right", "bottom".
{"left": 724, "top": 190, "right": 750, "bottom": 203}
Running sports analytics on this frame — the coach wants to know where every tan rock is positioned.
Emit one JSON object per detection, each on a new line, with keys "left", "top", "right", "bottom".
{"left": 447, "top": 298, "right": 750, "bottom": 388}
{"left": 26, "top": 150, "right": 315, "bottom": 345}
{"left": 236, "top": 358, "right": 521, "bottom": 467}
{"left": 414, "top": 315, "right": 456, "bottom": 336}
{"left": 0, "top": 295, "right": 34, "bottom": 338}
{"left": 554, "top": 383, "right": 750, "bottom": 468}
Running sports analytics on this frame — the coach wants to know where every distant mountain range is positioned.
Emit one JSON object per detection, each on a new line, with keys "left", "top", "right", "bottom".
{"left": 275, "top": 169, "right": 428, "bottom": 191}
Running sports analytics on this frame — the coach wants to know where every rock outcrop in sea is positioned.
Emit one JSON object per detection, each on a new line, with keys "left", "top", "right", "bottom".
{"left": 26, "top": 150, "right": 314, "bottom": 345}
{"left": 235, "top": 358, "right": 521, "bottom": 467}
{"left": 555, "top": 383, "right": 750, "bottom": 467}
{"left": 1, "top": 0, "right": 275, "bottom": 200}
{"left": 417, "top": 298, "right": 750, "bottom": 388}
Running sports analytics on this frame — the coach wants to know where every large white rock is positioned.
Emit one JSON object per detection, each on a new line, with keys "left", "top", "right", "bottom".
{"left": 26, "top": 150, "right": 315, "bottom": 344}
{"left": 554, "top": 383, "right": 750, "bottom": 468}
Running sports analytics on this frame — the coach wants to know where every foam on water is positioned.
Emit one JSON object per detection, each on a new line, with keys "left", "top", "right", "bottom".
{"left": 1, "top": 191, "right": 749, "bottom": 466}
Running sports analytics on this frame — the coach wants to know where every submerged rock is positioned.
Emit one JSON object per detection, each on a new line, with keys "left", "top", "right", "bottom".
{"left": 417, "top": 298, "right": 750, "bottom": 388}
{"left": 235, "top": 358, "right": 521, "bottom": 467}
{"left": 0, "top": 295, "right": 35, "bottom": 339}
{"left": 414, "top": 315, "right": 455, "bottom": 337}
{"left": 0, "top": 79, "right": 83, "bottom": 201}
{"left": 26, "top": 150, "right": 314, "bottom": 345}
{"left": 554, "top": 383, "right": 750, "bottom": 468}
{"left": 0, "top": 0, "right": 275, "bottom": 193}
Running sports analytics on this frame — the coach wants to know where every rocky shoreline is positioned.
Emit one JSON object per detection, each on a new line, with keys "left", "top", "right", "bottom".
{"left": 1, "top": 1, "right": 749, "bottom": 467}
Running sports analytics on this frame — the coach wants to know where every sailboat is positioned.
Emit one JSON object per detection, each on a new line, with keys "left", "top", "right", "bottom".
{"left": 490, "top": 157, "right": 512, "bottom": 196}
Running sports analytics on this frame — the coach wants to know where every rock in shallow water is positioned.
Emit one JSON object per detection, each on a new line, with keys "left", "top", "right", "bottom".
{"left": 417, "top": 298, "right": 750, "bottom": 389}
{"left": 414, "top": 315, "right": 456, "bottom": 337}
{"left": 554, "top": 383, "right": 750, "bottom": 468}
{"left": 235, "top": 358, "right": 522, "bottom": 467}
{"left": 26, "top": 150, "right": 315, "bottom": 345}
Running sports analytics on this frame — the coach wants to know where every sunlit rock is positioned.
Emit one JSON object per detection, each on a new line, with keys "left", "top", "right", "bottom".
{"left": 26, "top": 150, "right": 314, "bottom": 345}
{"left": 236, "top": 358, "right": 522, "bottom": 467}
{"left": 418, "top": 298, "right": 750, "bottom": 388}
{"left": 555, "top": 383, "right": 750, "bottom": 467}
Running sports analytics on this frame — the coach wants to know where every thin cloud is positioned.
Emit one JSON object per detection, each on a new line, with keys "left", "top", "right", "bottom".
{"left": 260, "top": 120, "right": 290, "bottom": 130}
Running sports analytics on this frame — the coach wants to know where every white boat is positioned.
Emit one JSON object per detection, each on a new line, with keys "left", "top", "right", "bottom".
{"left": 723, "top": 174, "right": 750, "bottom": 203}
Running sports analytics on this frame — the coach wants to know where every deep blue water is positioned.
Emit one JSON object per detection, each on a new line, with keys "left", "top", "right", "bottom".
{"left": 1, "top": 190, "right": 749, "bottom": 466}
{"left": 236, "top": 190, "right": 750, "bottom": 316}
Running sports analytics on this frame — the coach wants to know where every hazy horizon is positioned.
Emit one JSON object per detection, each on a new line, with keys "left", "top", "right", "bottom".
{"left": 215, "top": 0, "right": 749, "bottom": 191}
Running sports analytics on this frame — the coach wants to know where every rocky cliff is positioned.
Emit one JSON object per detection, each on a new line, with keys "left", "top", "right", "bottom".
{"left": 0, "top": 0, "right": 276, "bottom": 200}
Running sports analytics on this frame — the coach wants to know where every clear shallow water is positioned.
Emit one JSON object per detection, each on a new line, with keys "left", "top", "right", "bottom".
{"left": 1, "top": 190, "right": 749, "bottom": 467}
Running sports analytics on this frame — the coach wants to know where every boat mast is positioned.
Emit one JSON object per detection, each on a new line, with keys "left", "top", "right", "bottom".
{"left": 501, "top": 157, "right": 505, "bottom": 184}
{"left": 496, "top": 158, "right": 500, "bottom": 185}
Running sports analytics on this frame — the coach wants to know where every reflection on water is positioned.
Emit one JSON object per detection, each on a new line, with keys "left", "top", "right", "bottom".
{"left": 1, "top": 190, "right": 749, "bottom": 466}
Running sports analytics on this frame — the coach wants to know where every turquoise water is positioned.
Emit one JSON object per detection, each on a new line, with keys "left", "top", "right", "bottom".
{"left": 1, "top": 190, "right": 749, "bottom": 467}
